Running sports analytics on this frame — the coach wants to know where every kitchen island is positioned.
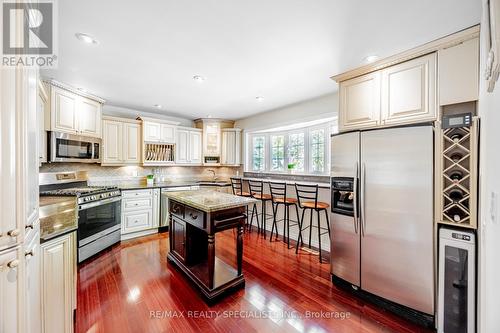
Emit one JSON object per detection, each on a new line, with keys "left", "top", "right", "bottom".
{"left": 165, "top": 190, "right": 256, "bottom": 302}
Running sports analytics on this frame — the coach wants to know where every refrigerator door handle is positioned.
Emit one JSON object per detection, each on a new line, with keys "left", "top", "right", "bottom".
{"left": 361, "top": 162, "right": 366, "bottom": 236}
{"left": 353, "top": 162, "right": 359, "bottom": 234}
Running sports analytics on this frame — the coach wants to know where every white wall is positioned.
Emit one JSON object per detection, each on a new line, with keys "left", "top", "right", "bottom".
{"left": 103, "top": 104, "right": 194, "bottom": 127}
{"left": 234, "top": 92, "right": 338, "bottom": 131}
{"left": 478, "top": 3, "right": 500, "bottom": 332}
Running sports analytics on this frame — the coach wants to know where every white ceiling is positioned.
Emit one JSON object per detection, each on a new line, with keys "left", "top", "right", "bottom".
{"left": 42, "top": 0, "right": 481, "bottom": 120}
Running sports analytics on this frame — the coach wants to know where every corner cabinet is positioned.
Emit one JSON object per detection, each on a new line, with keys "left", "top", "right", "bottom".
{"left": 47, "top": 82, "right": 104, "bottom": 138}
{"left": 121, "top": 189, "right": 160, "bottom": 240}
{"left": 40, "top": 232, "right": 76, "bottom": 333}
{"left": 102, "top": 116, "right": 141, "bottom": 166}
{"left": 381, "top": 53, "right": 436, "bottom": 125}
{"left": 338, "top": 53, "right": 437, "bottom": 131}
{"left": 176, "top": 127, "right": 202, "bottom": 165}
{"left": 221, "top": 128, "right": 242, "bottom": 166}
{"left": 339, "top": 71, "right": 381, "bottom": 131}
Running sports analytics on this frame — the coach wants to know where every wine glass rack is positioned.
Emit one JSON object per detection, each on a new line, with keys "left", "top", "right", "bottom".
{"left": 438, "top": 117, "right": 479, "bottom": 229}
{"left": 143, "top": 143, "right": 175, "bottom": 165}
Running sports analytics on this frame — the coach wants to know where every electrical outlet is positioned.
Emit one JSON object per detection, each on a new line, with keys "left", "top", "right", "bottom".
{"left": 491, "top": 191, "right": 498, "bottom": 224}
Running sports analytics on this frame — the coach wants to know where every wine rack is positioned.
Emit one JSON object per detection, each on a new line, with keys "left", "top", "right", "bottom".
{"left": 143, "top": 143, "right": 175, "bottom": 165}
{"left": 438, "top": 114, "right": 479, "bottom": 229}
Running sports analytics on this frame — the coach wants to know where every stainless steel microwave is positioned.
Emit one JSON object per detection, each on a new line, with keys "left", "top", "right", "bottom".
{"left": 49, "top": 131, "right": 101, "bottom": 163}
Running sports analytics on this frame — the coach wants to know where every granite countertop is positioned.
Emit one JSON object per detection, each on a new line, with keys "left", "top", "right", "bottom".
{"left": 39, "top": 196, "right": 78, "bottom": 241}
{"left": 241, "top": 177, "right": 330, "bottom": 189}
{"left": 112, "top": 180, "right": 231, "bottom": 190}
{"left": 165, "top": 190, "right": 257, "bottom": 212}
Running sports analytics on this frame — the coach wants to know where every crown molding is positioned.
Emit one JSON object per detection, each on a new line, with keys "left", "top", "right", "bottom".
{"left": 42, "top": 78, "right": 106, "bottom": 104}
{"left": 330, "top": 24, "right": 480, "bottom": 83}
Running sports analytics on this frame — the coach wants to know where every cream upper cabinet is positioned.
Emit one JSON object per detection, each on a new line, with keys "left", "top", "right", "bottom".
{"left": 381, "top": 53, "right": 436, "bottom": 125}
{"left": 221, "top": 129, "right": 242, "bottom": 166}
{"left": 339, "top": 72, "right": 381, "bottom": 131}
{"left": 41, "top": 232, "right": 76, "bottom": 333}
{"left": 176, "top": 127, "right": 202, "bottom": 164}
{"left": 102, "top": 116, "right": 141, "bottom": 166}
{"left": 189, "top": 131, "right": 202, "bottom": 164}
{"left": 77, "top": 97, "right": 102, "bottom": 138}
{"left": 143, "top": 121, "right": 161, "bottom": 142}
{"left": 52, "top": 86, "right": 78, "bottom": 133}
{"left": 48, "top": 83, "right": 103, "bottom": 138}
{"left": 438, "top": 37, "right": 479, "bottom": 105}
{"left": 160, "top": 124, "right": 176, "bottom": 144}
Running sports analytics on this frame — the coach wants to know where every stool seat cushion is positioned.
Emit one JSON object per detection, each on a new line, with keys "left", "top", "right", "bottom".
{"left": 302, "top": 201, "right": 329, "bottom": 209}
{"left": 274, "top": 197, "right": 298, "bottom": 204}
{"left": 235, "top": 191, "right": 252, "bottom": 197}
{"left": 253, "top": 193, "right": 272, "bottom": 200}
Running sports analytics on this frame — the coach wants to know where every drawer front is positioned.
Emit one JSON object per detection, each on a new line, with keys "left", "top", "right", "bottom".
{"left": 185, "top": 206, "right": 205, "bottom": 229}
{"left": 123, "top": 210, "right": 152, "bottom": 233}
{"left": 169, "top": 201, "right": 185, "bottom": 219}
{"left": 122, "top": 189, "right": 153, "bottom": 198}
{"left": 123, "top": 198, "right": 153, "bottom": 211}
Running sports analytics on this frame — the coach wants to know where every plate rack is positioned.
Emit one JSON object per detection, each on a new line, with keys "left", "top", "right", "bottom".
{"left": 143, "top": 143, "right": 175, "bottom": 165}
{"left": 438, "top": 117, "right": 479, "bottom": 229}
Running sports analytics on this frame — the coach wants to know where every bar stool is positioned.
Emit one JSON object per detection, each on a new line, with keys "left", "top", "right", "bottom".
{"left": 269, "top": 182, "right": 300, "bottom": 248}
{"left": 294, "top": 183, "right": 331, "bottom": 263}
{"left": 248, "top": 180, "right": 273, "bottom": 239}
{"left": 230, "top": 177, "right": 259, "bottom": 231}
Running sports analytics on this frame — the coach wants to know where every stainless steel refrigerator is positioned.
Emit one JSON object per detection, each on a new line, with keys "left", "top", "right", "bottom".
{"left": 330, "top": 125, "right": 434, "bottom": 316}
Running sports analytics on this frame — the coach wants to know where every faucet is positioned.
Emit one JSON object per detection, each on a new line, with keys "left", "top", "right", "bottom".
{"left": 207, "top": 169, "right": 217, "bottom": 181}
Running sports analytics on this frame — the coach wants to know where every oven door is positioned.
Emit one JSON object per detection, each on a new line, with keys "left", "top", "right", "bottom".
{"left": 78, "top": 197, "right": 121, "bottom": 246}
{"left": 50, "top": 131, "right": 101, "bottom": 163}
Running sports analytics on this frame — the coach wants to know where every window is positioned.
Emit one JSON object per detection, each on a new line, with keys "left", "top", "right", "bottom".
{"left": 270, "top": 135, "right": 285, "bottom": 171}
{"left": 310, "top": 129, "right": 325, "bottom": 173}
{"left": 288, "top": 133, "right": 305, "bottom": 172}
{"left": 252, "top": 136, "right": 265, "bottom": 171}
{"left": 247, "top": 123, "right": 330, "bottom": 175}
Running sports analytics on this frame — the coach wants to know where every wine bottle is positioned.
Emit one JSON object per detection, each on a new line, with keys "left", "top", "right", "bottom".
{"left": 450, "top": 153, "right": 463, "bottom": 163}
{"left": 449, "top": 188, "right": 464, "bottom": 202}
{"left": 447, "top": 207, "right": 465, "bottom": 222}
{"left": 450, "top": 171, "right": 463, "bottom": 183}
{"left": 450, "top": 133, "right": 463, "bottom": 143}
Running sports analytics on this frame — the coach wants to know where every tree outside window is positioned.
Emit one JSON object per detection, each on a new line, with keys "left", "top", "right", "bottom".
{"left": 252, "top": 136, "right": 265, "bottom": 171}
{"left": 311, "top": 129, "right": 325, "bottom": 173}
{"left": 270, "top": 135, "right": 285, "bottom": 171}
{"left": 288, "top": 133, "right": 305, "bottom": 171}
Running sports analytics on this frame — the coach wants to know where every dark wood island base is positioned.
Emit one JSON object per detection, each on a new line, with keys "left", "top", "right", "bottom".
{"left": 165, "top": 191, "right": 256, "bottom": 303}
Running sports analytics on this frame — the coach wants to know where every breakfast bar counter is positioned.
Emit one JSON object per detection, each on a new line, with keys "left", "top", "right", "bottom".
{"left": 164, "top": 190, "right": 256, "bottom": 302}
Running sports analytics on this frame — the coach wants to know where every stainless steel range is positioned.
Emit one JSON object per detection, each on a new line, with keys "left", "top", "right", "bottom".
{"left": 40, "top": 171, "right": 121, "bottom": 262}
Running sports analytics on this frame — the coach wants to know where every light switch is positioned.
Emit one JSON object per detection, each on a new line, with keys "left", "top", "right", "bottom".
{"left": 491, "top": 191, "right": 498, "bottom": 224}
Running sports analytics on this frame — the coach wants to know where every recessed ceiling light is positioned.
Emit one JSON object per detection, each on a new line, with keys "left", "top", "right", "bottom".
{"left": 75, "top": 33, "right": 98, "bottom": 44}
{"left": 363, "top": 55, "right": 379, "bottom": 63}
{"left": 255, "top": 96, "right": 264, "bottom": 101}
{"left": 193, "top": 75, "right": 206, "bottom": 82}
{"left": 153, "top": 104, "right": 162, "bottom": 109}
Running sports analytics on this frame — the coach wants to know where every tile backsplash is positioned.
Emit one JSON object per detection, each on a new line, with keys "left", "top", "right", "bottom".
{"left": 39, "top": 163, "right": 242, "bottom": 185}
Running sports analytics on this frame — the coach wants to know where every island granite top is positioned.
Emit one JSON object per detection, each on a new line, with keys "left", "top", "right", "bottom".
{"left": 165, "top": 190, "right": 257, "bottom": 212}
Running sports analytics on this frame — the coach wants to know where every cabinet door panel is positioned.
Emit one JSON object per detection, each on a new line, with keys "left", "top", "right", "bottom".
{"left": 176, "top": 129, "right": 189, "bottom": 164}
{"left": 222, "top": 131, "right": 236, "bottom": 165}
{"left": 143, "top": 122, "right": 161, "bottom": 142}
{"left": 123, "top": 123, "right": 141, "bottom": 163}
{"left": 0, "top": 247, "right": 23, "bottom": 333}
{"left": 382, "top": 53, "right": 436, "bottom": 124}
{"left": 189, "top": 131, "right": 202, "bottom": 164}
{"left": 152, "top": 189, "right": 160, "bottom": 228}
{"left": 161, "top": 124, "right": 176, "bottom": 143}
{"left": 339, "top": 72, "right": 381, "bottom": 131}
{"left": 171, "top": 217, "right": 186, "bottom": 262}
{"left": 52, "top": 87, "right": 77, "bottom": 133}
{"left": 25, "top": 230, "right": 41, "bottom": 333}
{"left": 78, "top": 98, "right": 101, "bottom": 138}
{"left": 102, "top": 120, "right": 122, "bottom": 164}
{"left": 122, "top": 210, "right": 153, "bottom": 233}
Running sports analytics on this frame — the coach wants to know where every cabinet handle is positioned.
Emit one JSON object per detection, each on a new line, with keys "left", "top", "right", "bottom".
{"left": 134, "top": 203, "right": 139, "bottom": 206}
{"left": 7, "top": 229, "right": 20, "bottom": 237}
{"left": 25, "top": 249, "right": 35, "bottom": 258}
{"left": 190, "top": 213, "right": 198, "bottom": 220}
{"left": 7, "top": 259, "right": 19, "bottom": 269}
{"left": 25, "top": 224, "right": 34, "bottom": 230}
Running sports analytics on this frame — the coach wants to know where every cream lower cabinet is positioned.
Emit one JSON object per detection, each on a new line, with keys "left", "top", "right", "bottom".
{"left": 102, "top": 116, "right": 141, "bottom": 166}
{"left": 221, "top": 128, "right": 242, "bottom": 166}
{"left": 338, "top": 53, "right": 437, "bottom": 131}
{"left": 176, "top": 127, "right": 202, "bottom": 165}
{"left": 40, "top": 231, "right": 76, "bottom": 333}
{"left": 0, "top": 246, "right": 24, "bottom": 333}
{"left": 381, "top": 53, "right": 436, "bottom": 125}
{"left": 121, "top": 189, "right": 160, "bottom": 240}
{"left": 24, "top": 228, "right": 41, "bottom": 333}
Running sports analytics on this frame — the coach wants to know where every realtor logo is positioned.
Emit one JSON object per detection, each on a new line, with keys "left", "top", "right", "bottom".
{"left": 2, "top": 0, "right": 57, "bottom": 67}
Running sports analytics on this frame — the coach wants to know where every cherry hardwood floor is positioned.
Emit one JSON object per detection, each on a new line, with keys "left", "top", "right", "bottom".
{"left": 76, "top": 230, "right": 433, "bottom": 333}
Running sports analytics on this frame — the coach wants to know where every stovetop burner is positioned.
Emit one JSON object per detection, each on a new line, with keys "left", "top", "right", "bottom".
{"left": 40, "top": 186, "right": 118, "bottom": 197}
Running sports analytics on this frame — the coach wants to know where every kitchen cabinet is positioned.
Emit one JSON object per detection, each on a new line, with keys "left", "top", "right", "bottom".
{"left": 102, "top": 116, "right": 141, "bottom": 166}
{"left": 338, "top": 54, "right": 437, "bottom": 131}
{"left": 221, "top": 128, "right": 242, "bottom": 166}
{"left": 38, "top": 80, "right": 48, "bottom": 165}
{"left": 24, "top": 229, "right": 41, "bottom": 333}
{"left": 40, "top": 231, "right": 76, "bottom": 333}
{"left": 141, "top": 117, "right": 178, "bottom": 144}
{"left": 176, "top": 127, "right": 202, "bottom": 165}
{"left": 121, "top": 188, "right": 160, "bottom": 239}
{"left": 195, "top": 119, "right": 235, "bottom": 164}
{"left": 438, "top": 37, "right": 479, "bottom": 105}
{"left": 48, "top": 83, "right": 103, "bottom": 138}
{"left": 381, "top": 53, "right": 436, "bottom": 125}
{"left": 339, "top": 71, "right": 381, "bottom": 131}
{"left": 171, "top": 217, "right": 187, "bottom": 262}
{"left": 0, "top": 246, "right": 24, "bottom": 333}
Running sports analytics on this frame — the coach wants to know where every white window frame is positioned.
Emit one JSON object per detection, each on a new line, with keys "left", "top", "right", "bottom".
{"left": 246, "top": 123, "right": 331, "bottom": 176}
